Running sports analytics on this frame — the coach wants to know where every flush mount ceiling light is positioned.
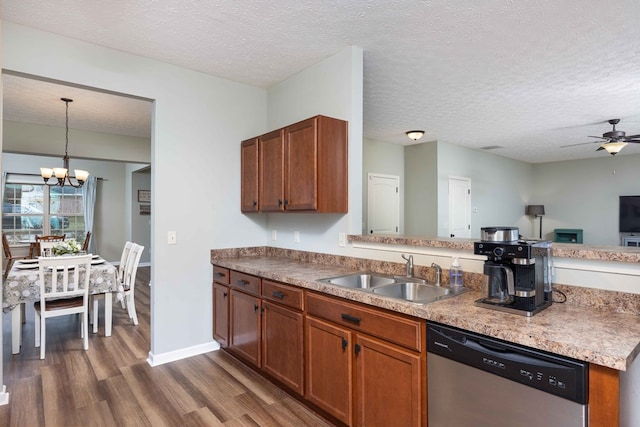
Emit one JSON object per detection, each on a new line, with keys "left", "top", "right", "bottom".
{"left": 40, "top": 98, "right": 89, "bottom": 187}
{"left": 405, "top": 130, "right": 425, "bottom": 141}
{"left": 598, "top": 141, "right": 628, "bottom": 156}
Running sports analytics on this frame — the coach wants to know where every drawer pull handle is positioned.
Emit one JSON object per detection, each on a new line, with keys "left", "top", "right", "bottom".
{"left": 272, "top": 291, "right": 286, "bottom": 299}
{"left": 341, "top": 337, "right": 348, "bottom": 351}
{"left": 215, "top": 272, "right": 226, "bottom": 278}
{"left": 341, "top": 313, "right": 361, "bottom": 325}
{"left": 237, "top": 279, "right": 249, "bottom": 286}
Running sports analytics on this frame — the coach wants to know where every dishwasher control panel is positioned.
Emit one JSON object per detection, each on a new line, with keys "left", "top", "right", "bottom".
{"left": 427, "top": 322, "right": 588, "bottom": 404}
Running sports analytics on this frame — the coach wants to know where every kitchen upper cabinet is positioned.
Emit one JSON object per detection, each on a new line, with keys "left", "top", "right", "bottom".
{"left": 258, "top": 129, "right": 285, "bottom": 211}
{"left": 248, "top": 115, "right": 348, "bottom": 213}
{"left": 240, "top": 138, "right": 260, "bottom": 212}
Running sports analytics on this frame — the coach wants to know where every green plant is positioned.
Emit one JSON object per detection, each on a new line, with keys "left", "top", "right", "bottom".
{"left": 52, "top": 239, "right": 81, "bottom": 256}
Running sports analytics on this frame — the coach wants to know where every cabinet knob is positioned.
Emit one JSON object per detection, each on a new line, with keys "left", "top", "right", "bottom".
{"left": 341, "top": 337, "right": 348, "bottom": 351}
{"left": 278, "top": 199, "right": 283, "bottom": 207}
{"left": 253, "top": 201, "right": 257, "bottom": 207}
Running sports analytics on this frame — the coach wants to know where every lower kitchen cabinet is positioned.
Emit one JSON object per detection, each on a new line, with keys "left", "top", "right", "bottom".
{"left": 355, "top": 334, "right": 422, "bottom": 427}
{"left": 229, "top": 289, "right": 261, "bottom": 367}
{"left": 306, "top": 292, "right": 426, "bottom": 427}
{"left": 306, "top": 316, "right": 354, "bottom": 425}
{"left": 212, "top": 282, "right": 230, "bottom": 347}
{"left": 261, "top": 300, "right": 304, "bottom": 395}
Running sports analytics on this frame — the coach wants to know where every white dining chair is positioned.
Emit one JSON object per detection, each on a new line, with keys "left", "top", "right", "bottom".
{"left": 121, "top": 243, "right": 144, "bottom": 325}
{"left": 35, "top": 254, "right": 92, "bottom": 359}
{"left": 117, "top": 241, "right": 133, "bottom": 308}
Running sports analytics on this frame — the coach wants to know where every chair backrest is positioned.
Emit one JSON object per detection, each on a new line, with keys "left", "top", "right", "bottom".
{"left": 82, "top": 231, "right": 91, "bottom": 252}
{"left": 38, "top": 254, "right": 91, "bottom": 306}
{"left": 36, "top": 235, "right": 66, "bottom": 242}
{"left": 2, "top": 233, "right": 12, "bottom": 258}
{"left": 123, "top": 243, "right": 144, "bottom": 292}
{"left": 118, "top": 241, "right": 133, "bottom": 281}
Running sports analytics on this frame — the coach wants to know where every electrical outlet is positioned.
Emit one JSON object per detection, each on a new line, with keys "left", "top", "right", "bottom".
{"left": 294, "top": 231, "right": 300, "bottom": 243}
{"left": 272, "top": 229, "right": 277, "bottom": 241}
{"left": 167, "top": 231, "right": 177, "bottom": 245}
{"left": 338, "top": 232, "right": 346, "bottom": 247}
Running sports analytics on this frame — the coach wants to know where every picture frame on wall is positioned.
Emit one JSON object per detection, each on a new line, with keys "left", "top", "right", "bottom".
{"left": 138, "top": 190, "right": 151, "bottom": 202}
{"left": 139, "top": 204, "right": 151, "bottom": 215}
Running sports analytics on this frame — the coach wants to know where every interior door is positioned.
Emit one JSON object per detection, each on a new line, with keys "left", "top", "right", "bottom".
{"left": 367, "top": 173, "right": 400, "bottom": 235}
{"left": 448, "top": 176, "right": 471, "bottom": 238}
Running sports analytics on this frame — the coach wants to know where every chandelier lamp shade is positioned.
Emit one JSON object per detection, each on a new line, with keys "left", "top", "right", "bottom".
{"left": 405, "top": 130, "right": 425, "bottom": 141}
{"left": 40, "top": 98, "right": 89, "bottom": 188}
{"left": 598, "top": 141, "right": 628, "bottom": 156}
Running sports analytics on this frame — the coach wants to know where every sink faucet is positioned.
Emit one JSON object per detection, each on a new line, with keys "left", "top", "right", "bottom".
{"left": 401, "top": 254, "right": 414, "bottom": 277}
{"left": 431, "top": 263, "right": 442, "bottom": 286}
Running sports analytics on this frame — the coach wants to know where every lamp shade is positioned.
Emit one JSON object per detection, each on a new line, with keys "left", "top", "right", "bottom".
{"left": 526, "top": 205, "right": 545, "bottom": 216}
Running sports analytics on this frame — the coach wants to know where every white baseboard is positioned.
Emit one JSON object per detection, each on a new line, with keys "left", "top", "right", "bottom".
{"left": 0, "top": 385, "right": 9, "bottom": 406}
{"left": 146, "top": 340, "right": 220, "bottom": 367}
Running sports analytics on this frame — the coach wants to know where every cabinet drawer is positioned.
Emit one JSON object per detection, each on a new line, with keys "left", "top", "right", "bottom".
{"left": 213, "top": 265, "right": 230, "bottom": 285}
{"left": 306, "top": 292, "right": 423, "bottom": 352}
{"left": 262, "top": 280, "right": 304, "bottom": 311}
{"left": 230, "top": 270, "right": 261, "bottom": 295}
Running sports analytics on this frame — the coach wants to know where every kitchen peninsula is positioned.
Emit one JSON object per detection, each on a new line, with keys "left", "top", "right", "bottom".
{"left": 211, "top": 238, "right": 640, "bottom": 427}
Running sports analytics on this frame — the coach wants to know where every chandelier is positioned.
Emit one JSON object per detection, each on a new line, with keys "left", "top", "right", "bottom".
{"left": 40, "top": 97, "right": 89, "bottom": 187}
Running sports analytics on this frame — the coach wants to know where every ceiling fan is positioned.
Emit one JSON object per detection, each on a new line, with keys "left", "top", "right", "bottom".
{"left": 563, "top": 119, "right": 640, "bottom": 155}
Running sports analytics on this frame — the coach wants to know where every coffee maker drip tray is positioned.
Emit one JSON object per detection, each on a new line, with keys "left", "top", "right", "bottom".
{"left": 474, "top": 298, "right": 552, "bottom": 317}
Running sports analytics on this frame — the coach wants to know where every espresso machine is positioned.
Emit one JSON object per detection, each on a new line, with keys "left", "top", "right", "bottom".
{"left": 474, "top": 226, "right": 552, "bottom": 316}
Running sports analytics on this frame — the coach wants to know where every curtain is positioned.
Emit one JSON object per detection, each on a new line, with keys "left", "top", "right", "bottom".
{"left": 82, "top": 176, "right": 98, "bottom": 253}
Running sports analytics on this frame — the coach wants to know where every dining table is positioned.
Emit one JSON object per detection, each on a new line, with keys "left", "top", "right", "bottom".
{"left": 2, "top": 254, "right": 119, "bottom": 354}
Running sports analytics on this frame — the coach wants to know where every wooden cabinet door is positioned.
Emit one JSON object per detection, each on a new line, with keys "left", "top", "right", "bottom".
{"left": 259, "top": 129, "right": 285, "bottom": 211}
{"left": 306, "top": 316, "right": 353, "bottom": 426}
{"left": 212, "top": 283, "right": 230, "bottom": 347}
{"left": 355, "top": 334, "right": 423, "bottom": 427}
{"left": 240, "top": 138, "right": 259, "bottom": 212}
{"left": 229, "top": 289, "right": 261, "bottom": 367}
{"left": 261, "top": 301, "right": 304, "bottom": 395}
{"left": 285, "top": 117, "right": 318, "bottom": 211}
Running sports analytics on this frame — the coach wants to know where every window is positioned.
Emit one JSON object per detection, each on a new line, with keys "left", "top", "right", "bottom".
{"left": 2, "top": 176, "right": 86, "bottom": 245}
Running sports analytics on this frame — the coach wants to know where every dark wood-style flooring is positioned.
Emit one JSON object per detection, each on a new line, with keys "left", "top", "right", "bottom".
{"left": 1, "top": 267, "right": 333, "bottom": 426}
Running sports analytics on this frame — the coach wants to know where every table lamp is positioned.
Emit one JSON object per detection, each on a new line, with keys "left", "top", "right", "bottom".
{"left": 526, "top": 205, "right": 545, "bottom": 239}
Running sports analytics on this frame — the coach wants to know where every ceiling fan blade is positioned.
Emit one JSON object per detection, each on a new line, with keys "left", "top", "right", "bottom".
{"left": 624, "top": 134, "right": 640, "bottom": 139}
{"left": 596, "top": 146, "right": 605, "bottom": 151}
{"left": 626, "top": 140, "right": 640, "bottom": 143}
{"left": 561, "top": 141, "right": 597, "bottom": 148}
{"left": 587, "top": 135, "right": 606, "bottom": 139}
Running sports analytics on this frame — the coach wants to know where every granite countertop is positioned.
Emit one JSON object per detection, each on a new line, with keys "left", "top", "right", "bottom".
{"left": 212, "top": 255, "right": 640, "bottom": 371}
{"left": 348, "top": 234, "right": 640, "bottom": 263}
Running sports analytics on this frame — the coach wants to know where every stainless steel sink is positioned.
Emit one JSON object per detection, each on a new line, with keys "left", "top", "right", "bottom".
{"left": 318, "top": 272, "right": 468, "bottom": 304}
{"left": 318, "top": 273, "right": 397, "bottom": 289}
{"left": 372, "top": 282, "right": 452, "bottom": 302}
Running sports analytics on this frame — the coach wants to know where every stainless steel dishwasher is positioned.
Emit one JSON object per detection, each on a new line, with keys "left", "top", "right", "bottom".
{"left": 427, "top": 322, "right": 588, "bottom": 427}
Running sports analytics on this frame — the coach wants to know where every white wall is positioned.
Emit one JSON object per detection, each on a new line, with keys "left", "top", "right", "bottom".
{"left": 4, "top": 120, "right": 150, "bottom": 163}
{"left": 2, "top": 21, "right": 268, "bottom": 359}
{"left": 265, "top": 46, "right": 364, "bottom": 253}
{"left": 437, "top": 142, "right": 534, "bottom": 238}
{"left": 405, "top": 141, "right": 438, "bottom": 236}
{"left": 362, "top": 138, "right": 405, "bottom": 234}
{"left": 131, "top": 169, "right": 151, "bottom": 264}
{"left": 532, "top": 154, "right": 640, "bottom": 245}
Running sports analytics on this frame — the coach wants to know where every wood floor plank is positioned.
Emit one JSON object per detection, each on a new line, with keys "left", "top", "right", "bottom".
{"left": 2, "top": 267, "right": 335, "bottom": 427}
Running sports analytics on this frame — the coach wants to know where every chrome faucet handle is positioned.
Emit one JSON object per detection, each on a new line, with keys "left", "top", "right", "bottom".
{"left": 401, "top": 254, "right": 414, "bottom": 277}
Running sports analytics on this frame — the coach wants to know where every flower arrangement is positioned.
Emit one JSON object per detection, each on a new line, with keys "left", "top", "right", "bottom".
{"left": 52, "top": 239, "right": 82, "bottom": 256}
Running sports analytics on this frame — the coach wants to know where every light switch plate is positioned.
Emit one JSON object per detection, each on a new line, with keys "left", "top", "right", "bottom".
{"left": 338, "top": 232, "right": 346, "bottom": 247}
{"left": 294, "top": 231, "right": 300, "bottom": 243}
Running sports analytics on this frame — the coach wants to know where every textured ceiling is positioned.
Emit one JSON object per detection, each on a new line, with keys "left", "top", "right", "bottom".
{"left": 3, "top": 0, "right": 640, "bottom": 163}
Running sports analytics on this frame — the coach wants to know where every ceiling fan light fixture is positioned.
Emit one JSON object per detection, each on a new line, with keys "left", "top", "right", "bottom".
{"left": 601, "top": 141, "right": 627, "bottom": 156}
{"left": 406, "top": 130, "right": 425, "bottom": 141}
